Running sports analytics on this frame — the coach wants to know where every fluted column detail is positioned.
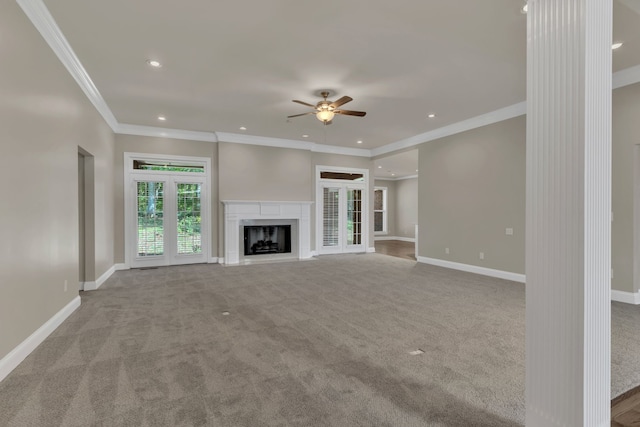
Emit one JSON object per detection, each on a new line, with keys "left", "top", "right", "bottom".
{"left": 526, "top": 0, "right": 612, "bottom": 425}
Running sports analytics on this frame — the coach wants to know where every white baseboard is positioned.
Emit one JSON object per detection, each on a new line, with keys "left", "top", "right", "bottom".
{"left": 611, "top": 289, "right": 640, "bottom": 304}
{"left": 114, "top": 263, "right": 128, "bottom": 271}
{"left": 310, "top": 251, "right": 318, "bottom": 257}
{"left": 218, "top": 257, "right": 225, "bottom": 264}
{"left": 374, "top": 236, "right": 416, "bottom": 243}
{"left": 367, "top": 247, "right": 376, "bottom": 253}
{"left": 417, "top": 256, "right": 526, "bottom": 283}
{"left": 208, "top": 257, "right": 220, "bottom": 264}
{"left": 0, "top": 296, "right": 81, "bottom": 382}
{"left": 84, "top": 265, "right": 115, "bottom": 291}
{"left": 82, "top": 281, "right": 95, "bottom": 291}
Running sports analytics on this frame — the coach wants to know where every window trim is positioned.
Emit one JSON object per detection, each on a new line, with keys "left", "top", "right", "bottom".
{"left": 374, "top": 186, "right": 388, "bottom": 235}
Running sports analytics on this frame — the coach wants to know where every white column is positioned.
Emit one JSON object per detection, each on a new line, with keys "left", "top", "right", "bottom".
{"left": 526, "top": 0, "right": 612, "bottom": 425}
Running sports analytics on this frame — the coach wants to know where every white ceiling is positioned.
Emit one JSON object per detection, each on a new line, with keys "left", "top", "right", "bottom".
{"left": 38, "top": 0, "right": 640, "bottom": 177}
{"left": 374, "top": 150, "right": 419, "bottom": 180}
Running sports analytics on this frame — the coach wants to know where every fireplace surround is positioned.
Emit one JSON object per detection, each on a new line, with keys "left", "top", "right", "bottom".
{"left": 222, "top": 201, "right": 313, "bottom": 264}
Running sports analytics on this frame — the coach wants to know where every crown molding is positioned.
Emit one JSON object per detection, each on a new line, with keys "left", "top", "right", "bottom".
{"left": 18, "top": 0, "right": 640, "bottom": 160}
{"left": 371, "top": 102, "right": 527, "bottom": 157}
{"left": 16, "top": 0, "right": 119, "bottom": 131}
{"left": 310, "top": 143, "right": 371, "bottom": 157}
{"left": 375, "top": 174, "right": 418, "bottom": 181}
{"left": 613, "top": 64, "right": 640, "bottom": 90}
{"left": 216, "top": 131, "right": 315, "bottom": 150}
{"left": 116, "top": 123, "right": 218, "bottom": 143}
{"left": 216, "top": 132, "right": 372, "bottom": 157}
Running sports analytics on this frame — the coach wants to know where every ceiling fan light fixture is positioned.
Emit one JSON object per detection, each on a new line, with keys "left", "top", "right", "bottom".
{"left": 316, "top": 110, "right": 335, "bottom": 122}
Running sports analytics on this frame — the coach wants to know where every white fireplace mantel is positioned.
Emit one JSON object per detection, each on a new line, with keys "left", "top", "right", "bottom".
{"left": 222, "top": 200, "right": 313, "bottom": 265}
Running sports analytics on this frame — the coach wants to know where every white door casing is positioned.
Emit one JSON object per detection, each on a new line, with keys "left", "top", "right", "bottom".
{"left": 124, "top": 153, "right": 211, "bottom": 268}
{"left": 316, "top": 165, "right": 369, "bottom": 255}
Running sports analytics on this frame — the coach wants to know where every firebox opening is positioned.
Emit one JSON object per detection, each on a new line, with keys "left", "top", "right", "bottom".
{"left": 243, "top": 225, "right": 292, "bottom": 256}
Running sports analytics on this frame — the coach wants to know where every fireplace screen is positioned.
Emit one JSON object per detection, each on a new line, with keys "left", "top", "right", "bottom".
{"left": 244, "top": 225, "right": 292, "bottom": 256}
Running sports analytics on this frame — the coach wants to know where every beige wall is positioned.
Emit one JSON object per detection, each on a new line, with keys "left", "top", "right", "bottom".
{"left": 218, "top": 142, "right": 312, "bottom": 201}
{"left": 395, "top": 177, "right": 418, "bottom": 239}
{"left": 374, "top": 179, "right": 397, "bottom": 237}
{"left": 0, "top": 2, "right": 114, "bottom": 359}
{"left": 113, "top": 135, "right": 218, "bottom": 262}
{"left": 418, "top": 116, "right": 526, "bottom": 274}
{"left": 612, "top": 82, "right": 640, "bottom": 293}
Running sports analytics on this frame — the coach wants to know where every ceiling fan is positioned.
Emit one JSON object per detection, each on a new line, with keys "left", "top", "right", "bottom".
{"left": 287, "top": 91, "right": 366, "bottom": 125}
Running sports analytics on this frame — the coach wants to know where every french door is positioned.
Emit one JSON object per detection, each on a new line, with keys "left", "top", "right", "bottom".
{"left": 317, "top": 167, "right": 368, "bottom": 254}
{"left": 128, "top": 173, "right": 208, "bottom": 268}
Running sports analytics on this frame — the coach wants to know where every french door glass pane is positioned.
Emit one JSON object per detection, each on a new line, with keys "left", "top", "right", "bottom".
{"left": 323, "top": 187, "right": 340, "bottom": 246}
{"left": 347, "top": 189, "right": 362, "bottom": 245}
{"left": 137, "top": 182, "right": 164, "bottom": 256}
{"left": 177, "top": 183, "right": 202, "bottom": 254}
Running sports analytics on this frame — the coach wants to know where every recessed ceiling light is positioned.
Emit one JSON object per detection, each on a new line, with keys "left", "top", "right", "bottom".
{"left": 612, "top": 42, "right": 624, "bottom": 50}
{"left": 391, "top": 173, "right": 396, "bottom": 176}
{"left": 416, "top": 169, "right": 419, "bottom": 172}
{"left": 357, "top": 140, "right": 363, "bottom": 144}
{"left": 521, "top": 3, "right": 528, "bottom": 13}
{"left": 428, "top": 113, "right": 436, "bottom": 118}
{"left": 146, "top": 59, "right": 162, "bottom": 68}
{"left": 157, "top": 115, "right": 166, "bottom": 121}
{"left": 239, "top": 126, "right": 247, "bottom": 130}
{"left": 378, "top": 166, "right": 382, "bottom": 169}
{"left": 302, "top": 134, "right": 309, "bottom": 138}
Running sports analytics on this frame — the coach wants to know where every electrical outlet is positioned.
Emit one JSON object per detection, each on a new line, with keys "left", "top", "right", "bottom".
{"left": 479, "top": 252, "right": 484, "bottom": 260}
{"left": 445, "top": 247, "right": 450, "bottom": 254}
{"left": 64, "top": 279, "right": 68, "bottom": 292}
{"left": 506, "top": 228, "right": 514, "bottom": 235}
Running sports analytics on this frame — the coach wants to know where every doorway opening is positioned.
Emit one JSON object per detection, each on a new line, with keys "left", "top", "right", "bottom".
{"left": 78, "top": 147, "right": 95, "bottom": 290}
{"left": 316, "top": 165, "right": 369, "bottom": 255}
{"left": 124, "top": 153, "right": 211, "bottom": 268}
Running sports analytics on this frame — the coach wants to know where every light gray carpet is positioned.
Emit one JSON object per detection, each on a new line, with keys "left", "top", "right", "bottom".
{"left": 1, "top": 254, "right": 639, "bottom": 426}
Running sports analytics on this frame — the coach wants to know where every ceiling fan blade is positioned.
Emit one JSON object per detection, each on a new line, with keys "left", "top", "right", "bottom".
{"left": 334, "top": 109, "right": 366, "bottom": 117}
{"left": 292, "top": 100, "right": 316, "bottom": 108}
{"left": 329, "top": 96, "right": 352, "bottom": 108}
{"left": 287, "top": 112, "right": 315, "bottom": 118}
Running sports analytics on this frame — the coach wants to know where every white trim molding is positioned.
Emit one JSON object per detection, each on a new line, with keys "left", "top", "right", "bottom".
{"left": 371, "top": 102, "right": 527, "bottom": 157}
{"left": 18, "top": 0, "right": 640, "bottom": 163}
{"left": 316, "top": 165, "right": 370, "bottom": 255}
{"left": 367, "top": 247, "right": 376, "bottom": 253}
{"left": 417, "top": 256, "right": 526, "bottom": 283}
{"left": 0, "top": 296, "right": 81, "bottom": 382}
{"left": 216, "top": 132, "right": 372, "bottom": 157}
{"left": 611, "top": 290, "right": 640, "bottom": 305}
{"left": 116, "top": 124, "right": 219, "bottom": 143}
{"left": 16, "top": 0, "right": 118, "bottom": 130}
{"left": 114, "top": 263, "right": 128, "bottom": 271}
{"left": 123, "top": 153, "right": 212, "bottom": 269}
{"left": 613, "top": 64, "right": 640, "bottom": 90}
{"left": 222, "top": 200, "right": 313, "bottom": 265}
{"left": 208, "top": 257, "right": 220, "bottom": 264}
{"left": 374, "top": 175, "right": 419, "bottom": 181}
{"left": 84, "top": 265, "right": 115, "bottom": 291}
{"left": 374, "top": 236, "right": 416, "bottom": 243}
